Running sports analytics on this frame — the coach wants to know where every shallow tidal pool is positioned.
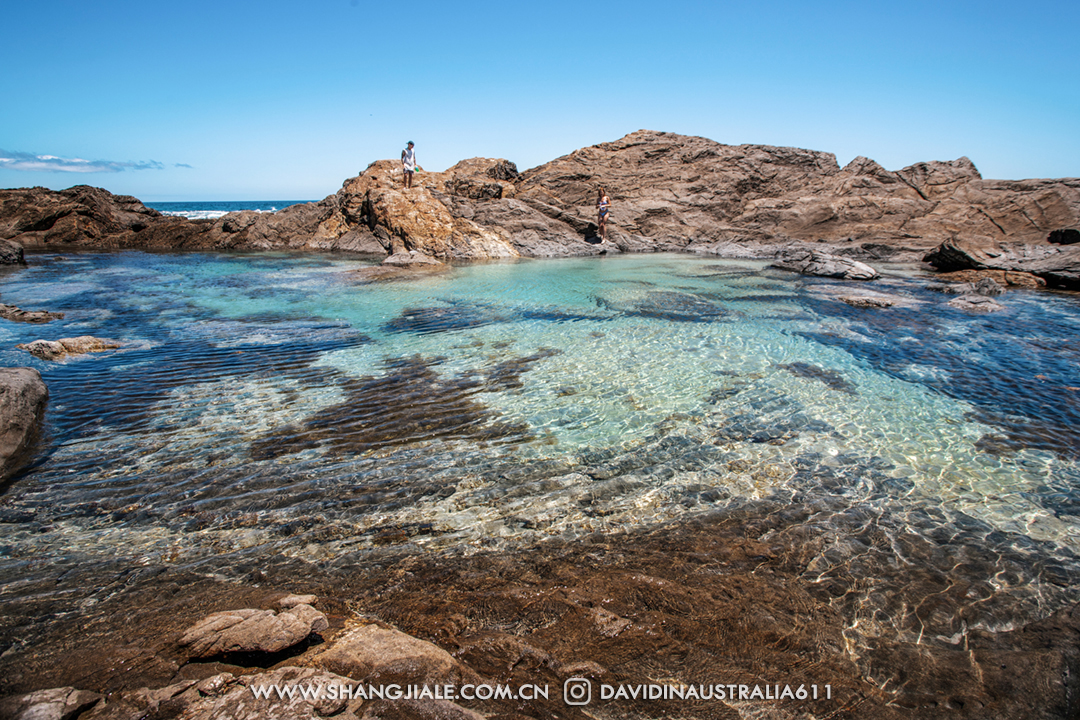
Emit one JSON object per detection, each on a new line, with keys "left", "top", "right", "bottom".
{"left": 1, "top": 250, "right": 1079, "bottom": 649}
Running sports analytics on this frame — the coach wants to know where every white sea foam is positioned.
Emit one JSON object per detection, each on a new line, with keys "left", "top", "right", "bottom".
{"left": 158, "top": 208, "right": 279, "bottom": 220}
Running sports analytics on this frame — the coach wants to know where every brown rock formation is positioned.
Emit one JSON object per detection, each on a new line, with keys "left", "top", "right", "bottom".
{"left": 3, "top": 131, "right": 1078, "bottom": 266}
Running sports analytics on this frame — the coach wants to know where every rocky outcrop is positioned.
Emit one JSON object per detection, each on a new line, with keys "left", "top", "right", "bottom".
{"left": 4, "top": 131, "right": 1076, "bottom": 265}
{"left": 0, "top": 367, "right": 48, "bottom": 482}
{"left": 16, "top": 336, "right": 120, "bottom": 361}
{"left": 771, "top": 247, "right": 879, "bottom": 280}
{"left": 923, "top": 237, "right": 1080, "bottom": 289}
{"left": 178, "top": 604, "right": 328, "bottom": 658}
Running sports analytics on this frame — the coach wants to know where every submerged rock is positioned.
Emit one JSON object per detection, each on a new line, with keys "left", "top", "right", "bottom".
{"left": 16, "top": 336, "right": 120, "bottom": 360}
{"left": 0, "top": 367, "right": 48, "bottom": 481}
{"left": 933, "top": 268, "right": 1046, "bottom": 288}
{"left": 838, "top": 295, "right": 894, "bottom": 308}
{"left": 779, "top": 361, "right": 858, "bottom": 395}
{"left": 178, "top": 604, "right": 328, "bottom": 659}
{"left": 947, "top": 294, "right": 1005, "bottom": 313}
{"left": 771, "top": 248, "right": 880, "bottom": 280}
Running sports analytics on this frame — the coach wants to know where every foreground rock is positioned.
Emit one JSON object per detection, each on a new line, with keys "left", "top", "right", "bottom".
{"left": 771, "top": 247, "right": 880, "bottom": 280}
{"left": 178, "top": 604, "right": 328, "bottom": 658}
{"left": 0, "top": 367, "right": 48, "bottom": 481}
{"left": 16, "top": 336, "right": 120, "bottom": 361}
{"left": 924, "top": 237, "right": 1080, "bottom": 289}
{"left": 4, "top": 131, "right": 1077, "bottom": 263}
{"left": 80, "top": 668, "right": 362, "bottom": 720}
{"left": 0, "top": 686, "right": 101, "bottom": 720}
{"left": 307, "top": 622, "right": 477, "bottom": 686}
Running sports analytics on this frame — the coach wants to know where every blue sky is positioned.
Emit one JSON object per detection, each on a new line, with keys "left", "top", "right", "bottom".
{"left": 2, "top": 0, "right": 1077, "bottom": 201}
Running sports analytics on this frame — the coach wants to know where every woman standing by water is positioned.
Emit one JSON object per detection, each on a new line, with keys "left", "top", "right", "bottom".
{"left": 597, "top": 186, "right": 610, "bottom": 243}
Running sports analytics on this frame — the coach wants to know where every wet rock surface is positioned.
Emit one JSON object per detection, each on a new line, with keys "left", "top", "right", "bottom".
{"left": 2, "top": 491, "right": 1080, "bottom": 719}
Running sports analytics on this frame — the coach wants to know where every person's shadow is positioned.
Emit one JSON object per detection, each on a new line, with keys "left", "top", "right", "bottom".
{"left": 584, "top": 223, "right": 603, "bottom": 245}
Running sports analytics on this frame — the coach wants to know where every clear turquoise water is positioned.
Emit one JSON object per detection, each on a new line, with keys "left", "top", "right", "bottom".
{"left": 1, "top": 251, "right": 1079, "bottom": 644}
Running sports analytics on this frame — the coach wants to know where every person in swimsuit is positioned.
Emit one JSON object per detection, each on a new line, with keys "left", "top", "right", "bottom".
{"left": 597, "top": 186, "right": 610, "bottom": 243}
{"left": 401, "top": 141, "right": 417, "bottom": 189}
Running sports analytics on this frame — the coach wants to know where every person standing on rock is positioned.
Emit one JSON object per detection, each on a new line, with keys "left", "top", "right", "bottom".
{"left": 401, "top": 141, "right": 418, "bottom": 189}
{"left": 597, "top": 186, "right": 611, "bottom": 243}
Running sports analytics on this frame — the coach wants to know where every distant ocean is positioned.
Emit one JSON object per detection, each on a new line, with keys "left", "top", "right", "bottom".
{"left": 145, "top": 200, "right": 314, "bottom": 221}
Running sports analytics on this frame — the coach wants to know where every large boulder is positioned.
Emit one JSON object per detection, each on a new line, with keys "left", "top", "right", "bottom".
{"left": 0, "top": 367, "right": 48, "bottom": 481}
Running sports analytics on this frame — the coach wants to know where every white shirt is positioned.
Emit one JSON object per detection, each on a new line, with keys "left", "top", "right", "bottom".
{"left": 402, "top": 147, "right": 416, "bottom": 171}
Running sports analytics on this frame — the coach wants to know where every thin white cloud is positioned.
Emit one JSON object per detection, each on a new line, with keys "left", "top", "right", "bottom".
{"left": 0, "top": 150, "right": 166, "bottom": 173}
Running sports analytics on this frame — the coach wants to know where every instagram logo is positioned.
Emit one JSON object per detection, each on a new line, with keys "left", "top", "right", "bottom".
{"left": 563, "top": 678, "right": 592, "bottom": 706}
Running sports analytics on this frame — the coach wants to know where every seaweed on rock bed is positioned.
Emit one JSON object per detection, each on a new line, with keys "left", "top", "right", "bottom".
{"left": 778, "top": 362, "right": 858, "bottom": 396}
{"left": 250, "top": 350, "right": 559, "bottom": 460}
{"left": 382, "top": 300, "right": 610, "bottom": 336}
{"left": 596, "top": 290, "right": 727, "bottom": 322}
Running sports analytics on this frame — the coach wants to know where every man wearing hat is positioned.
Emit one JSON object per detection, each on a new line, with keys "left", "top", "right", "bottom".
{"left": 401, "top": 141, "right": 418, "bottom": 189}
